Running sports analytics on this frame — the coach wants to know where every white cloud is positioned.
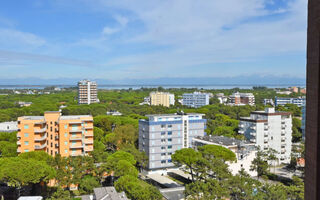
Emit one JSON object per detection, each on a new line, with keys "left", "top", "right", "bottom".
{"left": 102, "top": 26, "right": 119, "bottom": 35}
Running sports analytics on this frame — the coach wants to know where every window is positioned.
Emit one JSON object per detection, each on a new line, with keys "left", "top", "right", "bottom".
{"left": 177, "top": 131, "right": 181, "bottom": 136}
{"left": 151, "top": 155, "right": 155, "bottom": 160}
{"left": 161, "top": 139, "right": 166, "bottom": 142}
{"left": 65, "top": 141, "right": 68, "bottom": 145}
{"left": 24, "top": 149, "right": 29, "bottom": 152}
{"left": 72, "top": 141, "right": 76, "bottom": 145}
{"left": 152, "top": 148, "right": 155, "bottom": 153}
{"left": 168, "top": 138, "right": 172, "bottom": 142}
{"left": 64, "top": 125, "right": 68, "bottom": 129}
{"left": 65, "top": 149, "right": 68, "bottom": 153}
{"left": 151, "top": 126, "right": 155, "bottom": 131}
{"left": 24, "top": 141, "right": 29, "bottom": 145}
{"left": 168, "top": 152, "right": 172, "bottom": 155}
{"left": 168, "top": 145, "right": 172, "bottom": 149}
{"left": 161, "top": 153, "right": 166, "bottom": 156}
{"left": 72, "top": 150, "right": 76, "bottom": 154}
{"left": 151, "top": 141, "right": 155, "bottom": 145}
{"left": 161, "top": 160, "right": 166, "bottom": 164}
{"left": 177, "top": 125, "right": 181, "bottom": 130}
{"left": 24, "top": 125, "right": 29, "bottom": 129}
{"left": 65, "top": 133, "right": 68, "bottom": 137}
{"left": 24, "top": 133, "right": 29, "bottom": 137}
{"left": 152, "top": 133, "right": 155, "bottom": 139}
{"left": 178, "top": 139, "right": 181, "bottom": 143}
{"left": 161, "top": 132, "right": 166, "bottom": 135}
{"left": 168, "top": 124, "right": 172, "bottom": 128}
{"left": 168, "top": 159, "right": 172, "bottom": 163}
{"left": 161, "top": 146, "right": 165, "bottom": 150}
{"left": 168, "top": 131, "right": 172, "bottom": 135}
{"left": 161, "top": 124, "right": 166, "bottom": 128}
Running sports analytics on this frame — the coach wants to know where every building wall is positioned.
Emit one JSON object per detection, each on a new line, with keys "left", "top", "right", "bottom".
{"left": 17, "top": 112, "right": 94, "bottom": 157}
{"left": 78, "top": 80, "right": 98, "bottom": 105}
{"left": 239, "top": 111, "right": 292, "bottom": 163}
{"left": 139, "top": 114, "right": 206, "bottom": 170}
{"left": 0, "top": 121, "right": 18, "bottom": 132}
{"left": 150, "top": 92, "right": 175, "bottom": 107}
{"left": 182, "top": 93, "right": 210, "bottom": 108}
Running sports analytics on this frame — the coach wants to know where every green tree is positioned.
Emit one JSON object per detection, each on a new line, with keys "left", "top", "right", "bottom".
{"left": 250, "top": 149, "right": 268, "bottom": 179}
{"left": 0, "top": 141, "right": 17, "bottom": 157}
{"left": 79, "top": 176, "right": 100, "bottom": 194}
{"left": 114, "top": 160, "right": 138, "bottom": 177}
{"left": 198, "top": 144, "right": 236, "bottom": 162}
{"left": 172, "top": 148, "right": 202, "bottom": 182}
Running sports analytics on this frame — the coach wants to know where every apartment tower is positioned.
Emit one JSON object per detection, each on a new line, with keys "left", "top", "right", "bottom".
{"left": 229, "top": 92, "right": 255, "bottom": 106}
{"left": 139, "top": 112, "right": 206, "bottom": 171}
{"left": 182, "top": 92, "right": 210, "bottom": 108}
{"left": 150, "top": 92, "right": 175, "bottom": 107}
{"left": 17, "top": 111, "right": 94, "bottom": 157}
{"left": 238, "top": 108, "right": 292, "bottom": 163}
{"left": 78, "top": 80, "right": 98, "bottom": 105}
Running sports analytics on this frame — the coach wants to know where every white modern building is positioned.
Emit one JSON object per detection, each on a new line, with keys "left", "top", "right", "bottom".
{"left": 275, "top": 96, "right": 306, "bottom": 107}
{"left": 263, "top": 99, "right": 274, "bottom": 106}
{"left": 216, "top": 93, "right": 228, "bottom": 104}
{"left": 192, "top": 135, "right": 257, "bottom": 177}
{"left": 0, "top": 121, "right": 18, "bottom": 132}
{"left": 182, "top": 92, "right": 210, "bottom": 108}
{"left": 238, "top": 108, "right": 292, "bottom": 163}
{"left": 78, "top": 80, "right": 99, "bottom": 105}
{"left": 139, "top": 112, "right": 206, "bottom": 171}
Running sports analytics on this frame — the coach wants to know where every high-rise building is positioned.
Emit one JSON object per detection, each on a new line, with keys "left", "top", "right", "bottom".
{"left": 229, "top": 92, "right": 255, "bottom": 106}
{"left": 301, "top": 105, "right": 306, "bottom": 141}
{"left": 17, "top": 111, "right": 94, "bottom": 157}
{"left": 238, "top": 108, "right": 292, "bottom": 163}
{"left": 275, "top": 96, "right": 306, "bottom": 107}
{"left": 139, "top": 113, "right": 206, "bottom": 171}
{"left": 150, "top": 92, "right": 175, "bottom": 107}
{"left": 78, "top": 80, "right": 98, "bottom": 105}
{"left": 182, "top": 92, "right": 210, "bottom": 108}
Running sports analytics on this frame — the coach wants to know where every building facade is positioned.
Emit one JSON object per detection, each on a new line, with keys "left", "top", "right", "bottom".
{"left": 78, "top": 80, "right": 98, "bottom": 105}
{"left": 238, "top": 108, "right": 292, "bottom": 163}
{"left": 182, "top": 92, "right": 210, "bottom": 108}
{"left": 139, "top": 113, "right": 206, "bottom": 171}
{"left": 192, "top": 135, "right": 257, "bottom": 176}
{"left": 0, "top": 121, "right": 18, "bottom": 132}
{"left": 17, "top": 111, "right": 94, "bottom": 157}
{"left": 229, "top": 92, "right": 255, "bottom": 106}
{"left": 275, "top": 96, "right": 306, "bottom": 107}
{"left": 150, "top": 92, "right": 175, "bottom": 107}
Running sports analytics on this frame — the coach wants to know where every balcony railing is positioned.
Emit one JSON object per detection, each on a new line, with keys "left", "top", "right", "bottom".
{"left": 84, "top": 146, "right": 93, "bottom": 151}
{"left": 70, "top": 137, "right": 82, "bottom": 141}
{"left": 70, "top": 144, "right": 84, "bottom": 149}
{"left": 35, "top": 143, "right": 47, "bottom": 149}
{"left": 250, "top": 132, "right": 256, "bottom": 136}
{"left": 70, "top": 129, "right": 82, "bottom": 133}
{"left": 34, "top": 127, "right": 47, "bottom": 133}
{"left": 250, "top": 138, "right": 256, "bottom": 143}
{"left": 83, "top": 139, "right": 93, "bottom": 144}
{"left": 17, "top": 141, "right": 21, "bottom": 145}
{"left": 238, "top": 130, "right": 244, "bottom": 134}
{"left": 35, "top": 121, "right": 46, "bottom": 125}
{"left": 34, "top": 133, "right": 47, "bottom": 142}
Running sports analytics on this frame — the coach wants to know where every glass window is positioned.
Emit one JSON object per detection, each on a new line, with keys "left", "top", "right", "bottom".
{"left": 161, "top": 146, "right": 165, "bottom": 150}
{"left": 168, "top": 152, "right": 172, "bottom": 155}
{"left": 151, "top": 141, "right": 155, "bottom": 145}
{"left": 177, "top": 125, "right": 181, "bottom": 130}
{"left": 64, "top": 133, "right": 68, "bottom": 137}
{"left": 151, "top": 126, "right": 155, "bottom": 131}
{"left": 178, "top": 131, "right": 181, "bottom": 136}
{"left": 168, "top": 131, "right": 172, "bottom": 135}
{"left": 65, "top": 141, "right": 68, "bottom": 145}
{"left": 161, "top": 160, "right": 166, "bottom": 164}
{"left": 152, "top": 148, "right": 155, "bottom": 153}
{"left": 72, "top": 150, "right": 76, "bottom": 154}
{"left": 24, "top": 149, "right": 29, "bottom": 152}
{"left": 168, "top": 138, "right": 172, "bottom": 142}
{"left": 65, "top": 125, "right": 68, "bottom": 129}
{"left": 168, "top": 145, "right": 172, "bottom": 149}
{"left": 152, "top": 134, "right": 155, "bottom": 139}
{"left": 24, "top": 125, "right": 29, "bottom": 129}
{"left": 161, "top": 124, "right": 166, "bottom": 128}
{"left": 24, "top": 133, "right": 29, "bottom": 137}
{"left": 65, "top": 149, "right": 68, "bottom": 153}
{"left": 151, "top": 155, "right": 155, "bottom": 160}
{"left": 24, "top": 141, "right": 29, "bottom": 145}
{"left": 161, "top": 132, "right": 166, "bottom": 135}
{"left": 168, "top": 159, "right": 172, "bottom": 163}
{"left": 168, "top": 124, "right": 172, "bottom": 128}
{"left": 161, "top": 153, "right": 166, "bottom": 156}
{"left": 72, "top": 141, "right": 76, "bottom": 145}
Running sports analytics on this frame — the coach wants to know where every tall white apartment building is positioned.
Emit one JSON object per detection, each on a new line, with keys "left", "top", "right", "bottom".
{"left": 275, "top": 96, "right": 306, "bottom": 107}
{"left": 182, "top": 92, "right": 210, "bottom": 108}
{"left": 238, "top": 108, "right": 292, "bottom": 163}
{"left": 229, "top": 92, "right": 255, "bottom": 106}
{"left": 150, "top": 92, "right": 175, "bottom": 107}
{"left": 78, "top": 80, "right": 98, "bottom": 105}
{"left": 139, "top": 112, "right": 206, "bottom": 171}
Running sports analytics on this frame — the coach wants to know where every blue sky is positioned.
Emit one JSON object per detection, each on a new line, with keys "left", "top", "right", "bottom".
{"left": 0, "top": 0, "right": 307, "bottom": 80}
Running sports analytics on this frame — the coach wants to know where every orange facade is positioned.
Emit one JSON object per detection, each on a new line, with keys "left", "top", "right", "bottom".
{"left": 17, "top": 111, "right": 94, "bottom": 157}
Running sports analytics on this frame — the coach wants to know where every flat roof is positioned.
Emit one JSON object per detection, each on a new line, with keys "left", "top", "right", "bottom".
{"left": 59, "top": 115, "right": 92, "bottom": 120}
{"left": 146, "top": 113, "right": 204, "bottom": 117}
{"left": 18, "top": 197, "right": 43, "bottom": 200}
{"left": 193, "top": 135, "right": 253, "bottom": 146}
{"left": 19, "top": 116, "right": 45, "bottom": 120}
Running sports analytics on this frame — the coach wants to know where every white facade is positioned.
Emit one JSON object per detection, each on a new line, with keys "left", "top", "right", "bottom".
{"left": 275, "top": 97, "right": 306, "bottom": 107}
{"left": 78, "top": 80, "right": 98, "bottom": 105}
{"left": 0, "top": 121, "right": 18, "bottom": 132}
{"left": 182, "top": 92, "right": 210, "bottom": 108}
{"left": 192, "top": 136, "right": 257, "bottom": 177}
{"left": 239, "top": 108, "right": 292, "bottom": 163}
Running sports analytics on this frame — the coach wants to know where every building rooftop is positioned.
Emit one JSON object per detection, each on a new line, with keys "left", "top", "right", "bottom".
{"left": 59, "top": 115, "right": 92, "bottom": 120}
{"left": 193, "top": 135, "right": 253, "bottom": 147}
{"left": 18, "top": 197, "right": 43, "bottom": 200}
{"left": 19, "top": 116, "right": 45, "bottom": 120}
{"left": 93, "top": 187, "right": 128, "bottom": 200}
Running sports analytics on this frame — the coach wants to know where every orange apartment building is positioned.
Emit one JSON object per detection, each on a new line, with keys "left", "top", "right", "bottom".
{"left": 229, "top": 92, "right": 255, "bottom": 106}
{"left": 17, "top": 111, "right": 94, "bottom": 157}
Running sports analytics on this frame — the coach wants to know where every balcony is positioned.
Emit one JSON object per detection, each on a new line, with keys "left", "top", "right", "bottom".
{"left": 83, "top": 139, "right": 93, "bottom": 144}
{"left": 17, "top": 149, "right": 21, "bottom": 153}
{"left": 17, "top": 141, "right": 21, "bottom": 145}
{"left": 239, "top": 124, "right": 244, "bottom": 128}
{"left": 264, "top": 132, "right": 268, "bottom": 137}
{"left": 69, "top": 129, "right": 82, "bottom": 133}
{"left": 84, "top": 146, "right": 93, "bottom": 152}
{"left": 250, "top": 138, "right": 256, "bottom": 143}
{"left": 55, "top": 135, "right": 59, "bottom": 140}
{"left": 85, "top": 132, "right": 94, "bottom": 137}
{"left": 34, "top": 127, "right": 47, "bottom": 133}
{"left": 264, "top": 138, "right": 268, "bottom": 143}
{"left": 35, "top": 121, "right": 46, "bottom": 125}
{"left": 250, "top": 126, "right": 256, "bottom": 130}
{"left": 250, "top": 132, "right": 256, "bottom": 136}
{"left": 70, "top": 136, "right": 82, "bottom": 141}
{"left": 34, "top": 133, "right": 47, "bottom": 142}
{"left": 70, "top": 144, "right": 84, "bottom": 149}
{"left": 281, "top": 124, "right": 286, "bottom": 129}
{"left": 238, "top": 130, "right": 244, "bottom": 134}
{"left": 35, "top": 143, "right": 47, "bottom": 149}
{"left": 55, "top": 144, "right": 59, "bottom": 148}
{"left": 69, "top": 121, "right": 82, "bottom": 125}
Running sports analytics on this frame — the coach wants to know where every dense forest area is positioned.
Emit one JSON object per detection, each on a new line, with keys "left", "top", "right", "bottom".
{"left": 0, "top": 87, "right": 305, "bottom": 199}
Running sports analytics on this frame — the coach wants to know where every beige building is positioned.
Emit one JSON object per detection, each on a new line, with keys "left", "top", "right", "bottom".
{"left": 150, "top": 92, "right": 175, "bottom": 107}
{"left": 17, "top": 111, "right": 94, "bottom": 157}
{"left": 229, "top": 92, "right": 255, "bottom": 106}
{"left": 78, "top": 80, "right": 98, "bottom": 105}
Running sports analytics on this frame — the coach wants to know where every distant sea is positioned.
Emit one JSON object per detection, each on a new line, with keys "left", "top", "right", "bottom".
{"left": 0, "top": 84, "right": 306, "bottom": 90}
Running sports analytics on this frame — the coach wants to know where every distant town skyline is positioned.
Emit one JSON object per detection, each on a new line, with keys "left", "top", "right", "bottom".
{"left": 0, "top": 0, "right": 307, "bottom": 80}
